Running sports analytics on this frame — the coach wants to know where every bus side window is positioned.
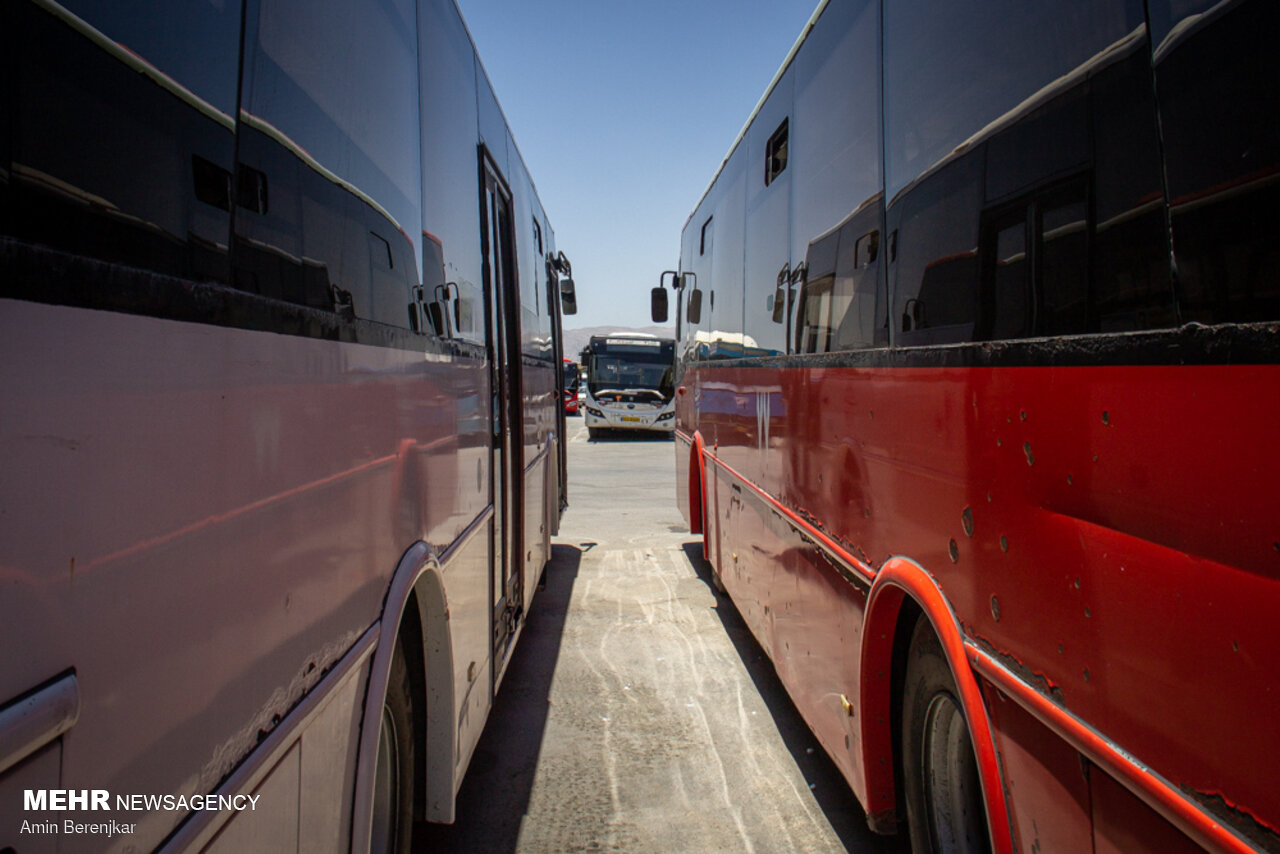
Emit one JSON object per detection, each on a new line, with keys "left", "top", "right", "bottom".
{"left": 795, "top": 199, "right": 883, "bottom": 354}
{"left": 1151, "top": 0, "right": 1280, "bottom": 324}
{"left": 9, "top": 1, "right": 241, "bottom": 284}
{"left": 883, "top": 0, "right": 1171, "bottom": 346}
{"left": 890, "top": 151, "right": 983, "bottom": 347}
{"left": 980, "top": 208, "right": 1032, "bottom": 341}
{"left": 833, "top": 206, "right": 883, "bottom": 350}
{"left": 233, "top": 0, "right": 424, "bottom": 332}
{"left": 795, "top": 230, "right": 839, "bottom": 354}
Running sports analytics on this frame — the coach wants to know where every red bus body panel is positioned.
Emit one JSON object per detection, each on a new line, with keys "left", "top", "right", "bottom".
{"left": 679, "top": 359, "right": 1280, "bottom": 850}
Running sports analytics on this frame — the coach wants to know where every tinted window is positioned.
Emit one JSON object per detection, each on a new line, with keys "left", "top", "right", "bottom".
{"left": 234, "top": 0, "right": 423, "bottom": 329}
{"left": 1089, "top": 54, "right": 1174, "bottom": 332}
{"left": 62, "top": 1, "right": 241, "bottom": 115}
{"left": 1039, "top": 196, "right": 1089, "bottom": 334}
{"left": 1151, "top": 0, "right": 1280, "bottom": 323}
{"left": 765, "top": 119, "right": 789, "bottom": 187}
{"left": 790, "top": 0, "right": 883, "bottom": 349}
{"left": 883, "top": 0, "right": 1143, "bottom": 202}
{"left": 9, "top": 0, "right": 241, "bottom": 282}
{"left": 796, "top": 227, "right": 840, "bottom": 354}
{"left": 796, "top": 199, "right": 883, "bottom": 353}
{"left": 988, "top": 215, "right": 1030, "bottom": 340}
{"left": 886, "top": 0, "right": 1173, "bottom": 345}
{"left": 891, "top": 150, "right": 983, "bottom": 345}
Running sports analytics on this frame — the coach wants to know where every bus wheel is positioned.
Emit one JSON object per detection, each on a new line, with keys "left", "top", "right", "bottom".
{"left": 588, "top": 427, "right": 600, "bottom": 440}
{"left": 901, "top": 618, "right": 991, "bottom": 854}
{"left": 371, "top": 638, "right": 415, "bottom": 854}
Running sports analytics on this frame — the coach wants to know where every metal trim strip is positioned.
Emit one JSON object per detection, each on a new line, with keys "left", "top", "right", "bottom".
{"left": 970, "top": 645, "right": 1259, "bottom": 854}
{"left": 0, "top": 672, "right": 79, "bottom": 776}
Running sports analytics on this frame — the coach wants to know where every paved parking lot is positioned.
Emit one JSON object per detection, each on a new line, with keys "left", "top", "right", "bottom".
{"left": 418, "top": 419, "right": 903, "bottom": 853}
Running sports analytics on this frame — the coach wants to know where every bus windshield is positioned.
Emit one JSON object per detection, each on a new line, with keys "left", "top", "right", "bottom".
{"left": 586, "top": 338, "right": 675, "bottom": 402}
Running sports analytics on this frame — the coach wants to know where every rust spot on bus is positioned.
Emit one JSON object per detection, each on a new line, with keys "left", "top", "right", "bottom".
{"left": 970, "top": 633, "right": 1067, "bottom": 708}
{"left": 1182, "top": 788, "right": 1280, "bottom": 851}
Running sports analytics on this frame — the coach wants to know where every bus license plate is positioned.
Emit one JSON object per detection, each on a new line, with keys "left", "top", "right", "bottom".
{"left": 621, "top": 416, "right": 641, "bottom": 422}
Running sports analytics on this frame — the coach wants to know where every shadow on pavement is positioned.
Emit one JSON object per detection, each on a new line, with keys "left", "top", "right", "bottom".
{"left": 680, "top": 542, "right": 908, "bottom": 854}
{"left": 414, "top": 543, "right": 582, "bottom": 853}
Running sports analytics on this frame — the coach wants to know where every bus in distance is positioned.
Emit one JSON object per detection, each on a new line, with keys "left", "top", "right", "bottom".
{"left": 563, "top": 358, "right": 581, "bottom": 414}
{"left": 656, "top": 0, "right": 1280, "bottom": 852}
{"left": 580, "top": 334, "right": 677, "bottom": 438}
{"left": 1, "top": 0, "right": 575, "bottom": 851}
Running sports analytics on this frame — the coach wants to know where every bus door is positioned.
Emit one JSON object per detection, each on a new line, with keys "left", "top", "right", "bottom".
{"left": 480, "top": 157, "right": 524, "bottom": 667}
{"left": 549, "top": 258, "right": 569, "bottom": 521}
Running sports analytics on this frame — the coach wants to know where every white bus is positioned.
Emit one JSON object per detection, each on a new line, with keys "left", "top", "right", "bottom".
{"left": 0, "top": 0, "right": 575, "bottom": 851}
{"left": 580, "top": 334, "right": 677, "bottom": 438}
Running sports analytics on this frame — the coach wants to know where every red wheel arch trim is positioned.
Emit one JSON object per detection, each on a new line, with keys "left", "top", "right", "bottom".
{"left": 687, "top": 430, "right": 707, "bottom": 536}
{"left": 859, "top": 557, "right": 1015, "bottom": 852}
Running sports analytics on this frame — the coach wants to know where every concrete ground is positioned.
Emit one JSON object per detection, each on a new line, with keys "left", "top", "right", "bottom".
{"left": 417, "top": 418, "right": 905, "bottom": 853}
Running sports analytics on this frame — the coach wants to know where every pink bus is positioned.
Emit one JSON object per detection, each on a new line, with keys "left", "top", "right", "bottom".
{"left": 1, "top": 0, "right": 575, "bottom": 850}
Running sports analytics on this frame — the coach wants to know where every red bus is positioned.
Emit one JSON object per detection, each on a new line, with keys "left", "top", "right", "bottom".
{"left": 654, "top": 0, "right": 1280, "bottom": 852}
{"left": 1, "top": 0, "right": 574, "bottom": 851}
{"left": 564, "top": 358, "right": 581, "bottom": 414}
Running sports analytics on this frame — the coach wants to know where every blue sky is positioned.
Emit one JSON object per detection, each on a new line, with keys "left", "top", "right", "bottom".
{"left": 454, "top": 0, "right": 821, "bottom": 330}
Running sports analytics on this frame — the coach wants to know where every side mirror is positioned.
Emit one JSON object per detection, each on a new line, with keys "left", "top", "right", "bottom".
{"left": 560, "top": 277, "right": 577, "bottom": 316}
{"left": 427, "top": 302, "right": 447, "bottom": 336}
{"left": 651, "top": 286, "right": 669, "bottom": 323}
{"left": 687, "top": 288, "right": 703, "bottom": 324}
{"left": 771, "top": 264, "right": 790, "bottom": 323}
{"left": 456, "top": 297, "right": 474, "bottom": 333}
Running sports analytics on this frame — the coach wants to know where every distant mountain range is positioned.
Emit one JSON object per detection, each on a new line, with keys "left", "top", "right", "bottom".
{"left": 563, "top": 325, "right": 674, "bottom": 362}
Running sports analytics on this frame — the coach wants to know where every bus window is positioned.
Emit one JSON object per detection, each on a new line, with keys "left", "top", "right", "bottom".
{"left": 234, "top": 0, "right": 423, "bottom": 330}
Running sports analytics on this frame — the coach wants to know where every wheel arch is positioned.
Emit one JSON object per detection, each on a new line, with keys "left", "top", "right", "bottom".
{"left": 858, "top": 556, "right": 1014, "bottom": 851}
{"left": 351, "top": 542, "right": 457, "bottom": 848}
{"left": 687, "top": 431, "right": 707, "bottom": 536}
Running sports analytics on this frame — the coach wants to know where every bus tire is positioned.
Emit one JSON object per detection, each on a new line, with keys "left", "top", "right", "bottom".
{"left": 901, "top": 617, "right": 991, "bottom": 854}
{"left": 588, "top": 427, "right": 600, "bottom": 440}
{"left": 371, "top": 638, "right": 415, "bottom": 854}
